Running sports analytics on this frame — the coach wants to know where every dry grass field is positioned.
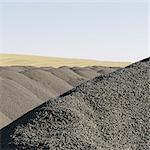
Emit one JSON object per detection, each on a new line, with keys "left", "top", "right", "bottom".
{"left": 0, "top": 54, "right": 130, "bottom": 67}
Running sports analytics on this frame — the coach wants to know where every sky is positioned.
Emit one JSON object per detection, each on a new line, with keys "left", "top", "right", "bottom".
{"left": 0, "top": 0, "right": 149, "bottom": 62}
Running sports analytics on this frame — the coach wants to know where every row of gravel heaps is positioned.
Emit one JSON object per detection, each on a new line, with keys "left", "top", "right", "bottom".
{"left": 1, "top": 58, "right": 150, "bottom": 150}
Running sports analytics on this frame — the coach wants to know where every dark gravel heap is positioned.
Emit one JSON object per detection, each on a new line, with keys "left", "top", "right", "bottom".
{"left": 1, "top": 58, "right": 150, "bottom": 150}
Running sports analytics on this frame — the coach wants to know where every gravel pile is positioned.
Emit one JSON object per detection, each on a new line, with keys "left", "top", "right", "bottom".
{"left": 0, "top": 66, "right": 117, "bottom": 129}
{"left": 1, "top": 58, "right": 149, "bottom": 150}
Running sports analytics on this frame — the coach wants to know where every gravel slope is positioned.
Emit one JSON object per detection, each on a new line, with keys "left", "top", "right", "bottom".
{"left": 0, "top": 112, "right": 11, "bottom": 129}
{"left": 0, "top": 70, "right": 55, "bottom": 99}
{"left": 0, "top": 77, "right": 42, "bottom": 121}
{"left": 1, "top": 58, "right": 149, "bottom": 149}
{"left": 0, "top": 66, "right": 117, "bottom": 129}
{"left": 22, "top": 69, "right": 73, "bottom": 96}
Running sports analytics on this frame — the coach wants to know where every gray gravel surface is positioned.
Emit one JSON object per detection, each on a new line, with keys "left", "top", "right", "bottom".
{"left": 1, "top": 58, "right": 150, "bottom": 150}
{"left": 0, "top": 66, "right": 117, "bottom": 129}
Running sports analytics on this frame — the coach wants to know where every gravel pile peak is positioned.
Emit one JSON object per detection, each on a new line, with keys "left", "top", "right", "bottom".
{"left": 1, "top": 58, "right": 150, "bottom": 150}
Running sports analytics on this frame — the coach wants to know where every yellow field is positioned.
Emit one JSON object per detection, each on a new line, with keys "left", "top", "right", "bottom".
{"left": 0, "top": 54, "right": 131, "bottom": 67}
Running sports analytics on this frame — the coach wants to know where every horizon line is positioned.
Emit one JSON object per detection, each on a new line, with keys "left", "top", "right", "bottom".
{"left": 0, "top": 53, "right": 133, "bottom": 63}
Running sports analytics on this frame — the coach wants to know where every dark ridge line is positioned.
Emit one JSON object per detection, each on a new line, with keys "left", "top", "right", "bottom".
{"left": 59, "top": 57, "right": 150, "bottom": 99}
{"left": 140, "top": 57, "right": 150, "bottom": 62}
{"left": 124, "top": 57, "right": 150, "bottom": 68}
{"left": 59, "top": 88, "right": 77, "bottom": 98}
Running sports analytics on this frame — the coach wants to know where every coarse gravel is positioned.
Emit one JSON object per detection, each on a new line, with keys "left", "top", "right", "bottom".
{"left": 1, "top": 57, "right": 150, "bottom": 150}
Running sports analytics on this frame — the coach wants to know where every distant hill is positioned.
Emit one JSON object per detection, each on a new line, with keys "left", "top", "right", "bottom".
{"left": 1, "top": 57, "right": 149, "bottom": 150}
{"left": 0, "top": 54, "right": 130, "bottom": 67}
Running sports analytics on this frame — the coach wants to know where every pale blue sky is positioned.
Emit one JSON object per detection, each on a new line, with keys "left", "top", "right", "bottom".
{"left": 0, "top": 0, "right": 149, "bottom": 61}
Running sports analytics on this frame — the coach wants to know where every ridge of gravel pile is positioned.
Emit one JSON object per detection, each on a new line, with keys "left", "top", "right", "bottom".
{"left": 1, "top": 58, "right": 150, "bottom": 150}
{"left": 0, "top": 66, "right": 118, "bottom": 129}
